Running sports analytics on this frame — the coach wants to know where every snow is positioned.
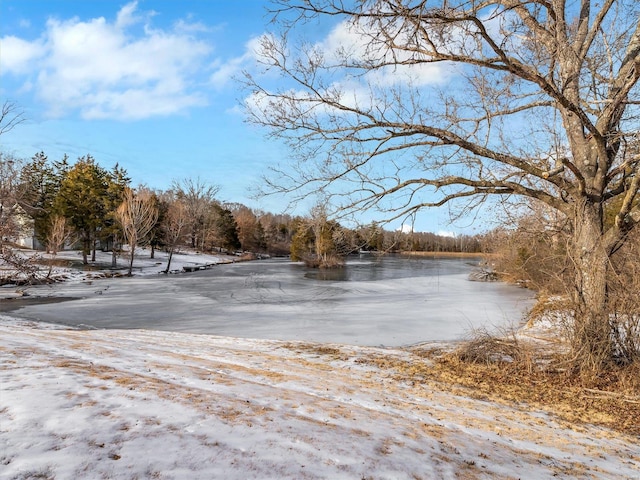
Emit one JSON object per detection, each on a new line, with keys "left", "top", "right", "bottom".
{"left": 1, "top": 251, "right": 637, "bottom": 478}
{"left": 1, "top": 318, "right": 638, "bottom": 480}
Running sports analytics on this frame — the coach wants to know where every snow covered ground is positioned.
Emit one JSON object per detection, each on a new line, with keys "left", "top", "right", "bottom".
{"left": 1, "top": 318, "right": 638, "bottom": 480}
{"left": 2, "top": 247, "right": 238, "bottom": 283}
{"left": 1, "top": 250, "right": 637, "bottom": 478}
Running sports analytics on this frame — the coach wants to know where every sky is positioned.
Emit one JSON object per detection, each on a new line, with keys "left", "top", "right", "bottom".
{"left": 0, "top": 0, "right": 482, "bottom": 235}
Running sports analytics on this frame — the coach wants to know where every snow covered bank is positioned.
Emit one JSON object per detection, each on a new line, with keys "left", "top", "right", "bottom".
{"left": 0, "top": 248, "right": 240, "bottom": 293}
{"left": 1, "top": 318, "right": 638, "bottom": 479}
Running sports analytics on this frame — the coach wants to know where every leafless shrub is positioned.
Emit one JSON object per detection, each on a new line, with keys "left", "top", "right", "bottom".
{"left": 610, "top": 311, "right": 639, "bottom": 365}
{"left": 0, "top": 247, "right": 42, "bottom": 285}
{"left": 566, "top": 314, "right": 618, "bottom": 378}
{"left": 483, "top": 210, "right": 572, "bottom": 294}
{"left": 303, "top": 253, "right": 345, "bottom": 269}
{"left": 607, "top": 228, "right": 640, "bottom": 365}
{"left": 45, "top": 215, "right": 74, "bottom": 255}
{"left": 453, "top": 326, "right": 535, "bottom": 373}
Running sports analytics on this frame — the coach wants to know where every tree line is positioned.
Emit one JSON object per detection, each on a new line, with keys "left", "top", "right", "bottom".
{"left": 1, "top": 151, "right": 480, "bottom": 275}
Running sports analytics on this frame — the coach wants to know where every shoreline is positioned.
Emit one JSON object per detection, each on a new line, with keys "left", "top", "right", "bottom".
{"left": 399, "top": 250, "right": 490, "bottom": 258}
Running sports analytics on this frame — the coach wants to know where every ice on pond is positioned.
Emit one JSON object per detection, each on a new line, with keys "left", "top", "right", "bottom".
{"left": 4, "top": 256, "right": 534, "bottom": 346}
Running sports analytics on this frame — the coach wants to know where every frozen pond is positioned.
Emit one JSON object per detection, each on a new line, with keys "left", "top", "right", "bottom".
{"left": 1, "top": 256, "right": 534, "bottom": 347}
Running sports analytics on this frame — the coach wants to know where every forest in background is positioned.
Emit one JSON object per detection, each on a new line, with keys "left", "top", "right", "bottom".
{"left": 0, "top": 151, "right": 482, "bottom": 267}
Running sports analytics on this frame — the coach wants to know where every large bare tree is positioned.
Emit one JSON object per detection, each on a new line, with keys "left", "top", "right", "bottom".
{"left": 245, "top": 0, "right": 640, "bottom": 369}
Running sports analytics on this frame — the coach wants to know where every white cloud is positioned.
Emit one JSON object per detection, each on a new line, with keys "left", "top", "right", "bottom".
{"left": 1, "top": 2, "right": 213, "bottom": 120}
{"left": 0, "top": 35, "right": 46, "bottom": 74}
{"left": 210, "top": 56, "right": 245, "bottom": 89}
{"left": 319, "top": 20, "right": 451, "bottom": 88}
{"left": 209, "top": 36, "right": 263, "bottom": 89}
{"left": 241, "top": 18, "right": 454, "bottom": 121}
{"left": 115, "top": 1, "right": 140, "bottom": 29}
{"left": 437, "top": 230, "right": 456, "bottom": 238}
{"left": 174, "top": 18, "right": 212, "bottom": 34}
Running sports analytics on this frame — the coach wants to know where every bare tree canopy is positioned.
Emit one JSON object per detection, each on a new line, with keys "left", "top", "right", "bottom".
{"left": 245, "top": 0, "right": 640, "bottom": 370}
{"left": 171, "top": 177, "right": 220, "bottom": 250}
{"left": 116, "top": 188, "right": 159, "bottom": 275}
{"left": 0, "top": 100, "right": 26, "bottom": 137}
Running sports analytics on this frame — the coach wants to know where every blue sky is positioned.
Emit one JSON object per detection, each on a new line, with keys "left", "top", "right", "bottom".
{"left": 1, "top": 0, "right": 478, "bottom": 235}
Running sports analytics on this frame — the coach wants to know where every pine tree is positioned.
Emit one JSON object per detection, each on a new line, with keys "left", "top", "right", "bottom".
{"left": 55, "top": 156, "right": 113, "bottom": 264}
{"left": 214, "top": 205, "right": 241, "bottom": 252}
{"left": 20, "top": 152, "right": 68, "bottom": 249}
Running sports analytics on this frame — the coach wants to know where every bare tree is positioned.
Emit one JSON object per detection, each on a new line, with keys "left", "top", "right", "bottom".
{"left": 291, "top": 201, "right": 348, "bottom": 266}
{"left": 309, "top": 202, "right": 336, "bottom": 264}
{"left": 0, "top": 154, "right": 43, "bottom": 284}
{"left": 0, "top": 155, "right": 33, "bottom": 250}
{"left": 0, "top": 154, "right": 24, "bottom": 249}
{"left": 0, "top": 100, "right": 25, "bottom": 137}
{"left": 43, "top": 215, "right": 74, "bottom": 279}
{"left": 246, "top": 0, "right": 640, "bottom": 371}
{"left": 171, "top": 178, "right": 220, "bottom": 250}
{"left": 116, "top": 188, "right": 159, "bottom": 276}
{"left": 162, "top": 198, "right": 189, "bottom": 274}
{"left": 0, "top": 103, "right": 36, "bottom": 283}
{"left": 45, "top": 215, "right": 73, "bottom": 255}
{"left": 229, "top": 203, "right": 267, "bottom": 252}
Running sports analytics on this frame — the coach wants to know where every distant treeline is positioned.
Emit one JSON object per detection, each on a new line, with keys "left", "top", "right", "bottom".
{"left": 1, "top": 152, "right": 483, "bottom": 265}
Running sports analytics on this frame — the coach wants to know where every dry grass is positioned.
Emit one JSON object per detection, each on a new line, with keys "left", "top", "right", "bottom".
{"left": 284, "top": 343, "right": 350, "bottom": 361}
{"left": 302, "top": 254, "right": 345, "bottom": 269}
{"left": 299, "top": 336, "right": 640, "bottom": 437}
{"left": 453, "top": 327, "right": 536, "bottom": 372}
{"left": 425, "top": 336, "right": 640, "bottom": 437}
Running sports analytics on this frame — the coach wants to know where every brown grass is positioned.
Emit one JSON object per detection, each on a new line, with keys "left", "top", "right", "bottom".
{"left": 431, "top": 355, "right": 639, "bottom": 435}
{"left": 422, "top": 341, "right": 640, "bottom": 437}
{"left": 302, "top": 338, "right": 640, "bottom": 437}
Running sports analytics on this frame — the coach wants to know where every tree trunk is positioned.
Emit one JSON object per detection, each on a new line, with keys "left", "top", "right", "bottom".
{"left": 127, "top": 240, "right": 136, "bottom": 276}
{"left": 570, "top": 200, "right": 613, "bottom": 371}
{"left": 111, "top": 234, "right": 118, "bottom": 269}
{"left": 82, "top": 236, "right": 89, "bottom": 265}
{"left": 164, "top": 249, "right": 174, "bottom": 274}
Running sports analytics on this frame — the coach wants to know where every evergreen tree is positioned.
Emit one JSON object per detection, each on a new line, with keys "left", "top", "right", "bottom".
{"left": 213, "top": 205, "right": 241, "bottom": 252}
{"left": 55, "top": 156, "right": 113, "bottom": 264}
{"left": 289, "top": 218, "right": 313, "bottom": 261}
{"left": 103, "top": 164, "right": 130, "bottom": 266}
{"left": 20, "top": 152, "right": 68, "bottom": 249}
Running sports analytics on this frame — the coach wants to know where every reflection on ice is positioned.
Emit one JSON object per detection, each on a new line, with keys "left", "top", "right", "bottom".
{"left": 4, "top": 256, "right": 534, "bottom": 347}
